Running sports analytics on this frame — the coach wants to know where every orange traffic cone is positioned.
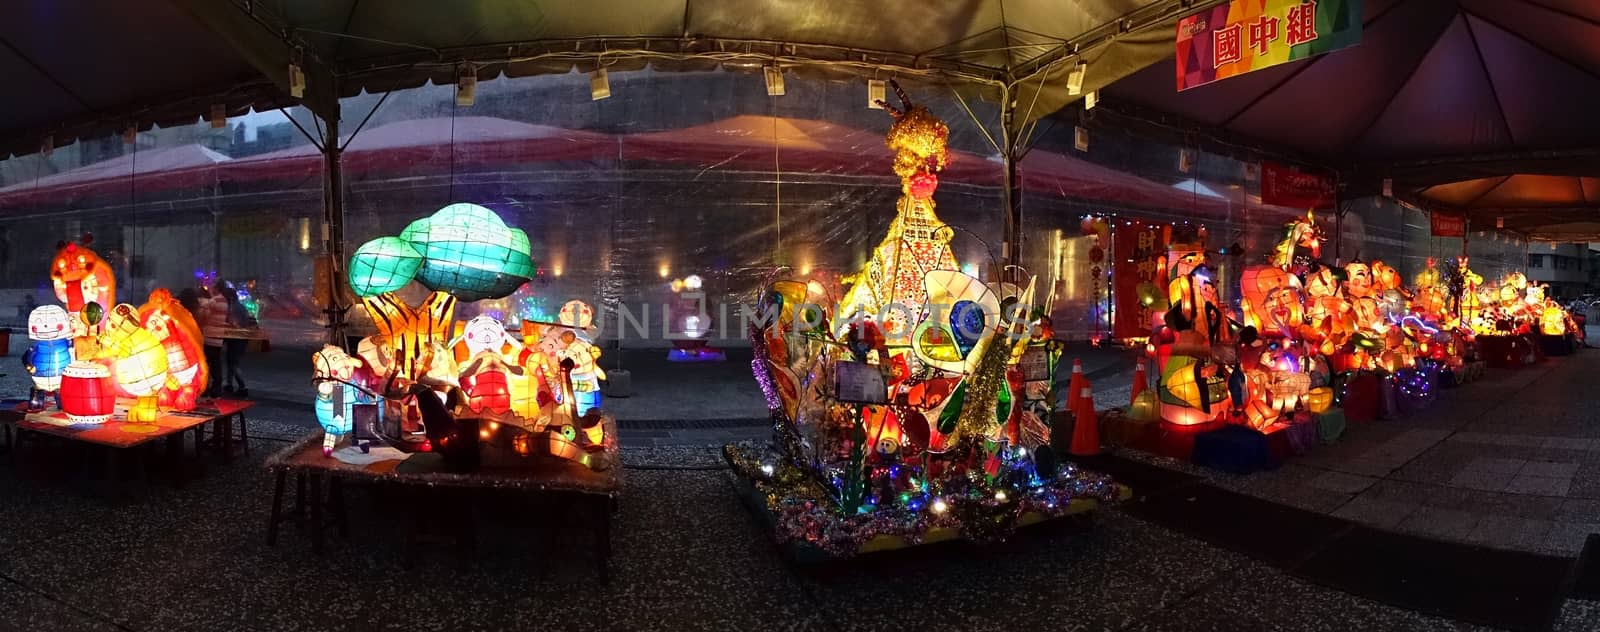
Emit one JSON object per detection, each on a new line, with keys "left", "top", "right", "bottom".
{"left": 1064, "top": 359, "right": 1086, "bottom": 415}
{"left": 1129, "top": 358, "right": 1147, "bottom": 407}
{"left": 1070, "top": 370, "right": 1100, "bottom": 456}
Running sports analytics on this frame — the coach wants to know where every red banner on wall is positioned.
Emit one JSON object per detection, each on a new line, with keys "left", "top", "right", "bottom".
{"left": 1113, "top": 221, "right": 1170, "bottom": 339}
{"left": 1430, "top": 212, "right": 1465, "bottom": 237}
{"left": 1261, "top": 161, "right": 1336, "bottom": 209}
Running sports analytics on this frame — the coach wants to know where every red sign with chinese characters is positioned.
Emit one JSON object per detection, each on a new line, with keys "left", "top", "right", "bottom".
{"left": 1112, "top": 221, "right": 1170, "bottom": 339}
{"left": 1178, "top": 0, "right": 1362, "bottom": 91}
{"left": 1261, "top": 161, "right": 1336, "bottom": 209}
{"left": 1430, "top": 212, "right": 1465, "bottom": 238}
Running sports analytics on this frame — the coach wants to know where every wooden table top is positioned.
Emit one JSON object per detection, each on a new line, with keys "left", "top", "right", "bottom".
{"left": 1, "top": 399, "right": 254, "bottom": 449}
{"left": 267, "top": 418, "right": 622, "bottom": 497}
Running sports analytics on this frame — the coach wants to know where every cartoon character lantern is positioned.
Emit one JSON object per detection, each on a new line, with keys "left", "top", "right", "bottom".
{"left": 313, "top": 345, "right": 366, "bottom": 456}
{"left": 23, "top": 305, "right": 73, "bottom": 411}
{"left": 1240, "top": 266, "right": 1303, "bottom": 338}
{"left": 138, "top": 289, "right": 208, "bottom": 411}
{"left": 100, "top": 304, "right": 169, "bottom": 422}
{"left": 50, "top": 236, "right": 116, "bottom": 321}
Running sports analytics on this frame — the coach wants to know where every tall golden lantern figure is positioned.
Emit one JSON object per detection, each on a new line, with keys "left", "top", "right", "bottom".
{"left": 836, "top": 81, "right": 959, "bottom": 338}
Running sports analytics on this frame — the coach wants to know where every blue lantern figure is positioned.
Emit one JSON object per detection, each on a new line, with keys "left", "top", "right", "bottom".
{"left": 23, "top": 305, "right": 74, "bottom": 411}
{"left": 312, "top": 345, "right": 366, "bottom": 456}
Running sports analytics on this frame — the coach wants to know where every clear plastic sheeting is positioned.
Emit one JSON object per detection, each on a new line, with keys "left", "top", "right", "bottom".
{"left": 337, "top": 68, "right": 1007, "bottom": 346}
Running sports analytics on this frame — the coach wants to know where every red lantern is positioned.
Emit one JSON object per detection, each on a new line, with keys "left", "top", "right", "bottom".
{"left": 61, "top": 361, "right": 116, "bottom": 424}
{"left": 461, "top": 366, "right": 512, "bottom": 414}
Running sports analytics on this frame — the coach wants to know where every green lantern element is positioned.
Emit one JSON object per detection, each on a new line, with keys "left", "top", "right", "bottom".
{"left": 399, "top": 203, "right": 535, "bottom": 301}
{"left": 82, "top": 301, "right": 103, "bottom": 327}
{"left": 348, "top": 237, "right": 424, "bottom": 298}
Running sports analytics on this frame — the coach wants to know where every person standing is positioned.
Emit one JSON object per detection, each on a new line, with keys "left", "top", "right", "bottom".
{"left": 196, "top": 286, "right": 229, "bottom": 398}
{"left": 220, "top": 284, "right": 255, "bottom": 398}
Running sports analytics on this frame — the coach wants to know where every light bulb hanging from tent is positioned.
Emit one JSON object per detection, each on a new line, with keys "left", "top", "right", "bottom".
{"left": 1066, "top": 61, "right": 1087, "bottom": 95}
{"left": 456, "top": 64, "right": 476, "bottom": 106}
{"left": 764, "top": 65, "right": 785, "bottom": 96}
{"left": 867, "top": 79, "right": 886, "bottom": 109}
{"left": 590, "top": 67, "right": 611, "bottom": 101}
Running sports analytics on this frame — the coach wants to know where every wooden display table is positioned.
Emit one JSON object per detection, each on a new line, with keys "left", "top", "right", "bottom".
{"left": 265, "top": 420, "right": 621, "bottom": 580}
{"left": 0, "top": 399, "right": 254, "bottom": 488}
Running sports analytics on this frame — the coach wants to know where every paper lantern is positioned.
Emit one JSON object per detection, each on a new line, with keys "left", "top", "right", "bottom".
{"left": 1542, "top": 306, "right": 1566, "bottom": 335}
{"left": 1129, "top": 389, "right": 1160, "bottom": 422}
{"left": 1306, "top": 387, "right": 1334, "bottom": 413}
{"left": 139, "top": 289, "right": 207, "bottom": 411}
{"left": 399, "top": 203, "right": 535, "bottom": 301}
{"left": 102, "top": 304, "right": 169, "bottom": 422}
{"left": 348, "top": 236, "right": 424, "bottom": 297}
{"left": 60, "top": 361, "right": 115, "bottom": 424}
{"left": 50, "top": 238, "right": 116, "bottom": 316}
{"left": 24, "top": 305, "right": 74, "bottom": 399}
{"left": 460, "top": 354, "right": 513, "bottom": 414}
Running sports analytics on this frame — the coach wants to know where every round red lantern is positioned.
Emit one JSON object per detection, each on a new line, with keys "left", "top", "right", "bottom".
{"left": 61, "top": 361, "right": 116, "bottom": 424}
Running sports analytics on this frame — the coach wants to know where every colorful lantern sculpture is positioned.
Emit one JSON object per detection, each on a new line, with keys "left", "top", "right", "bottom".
{"left": 138, "top": 289, "right": 208, "bottom": 411}
{"left": 1240, "top": 266, "right": 1304, "bottom": 339}
{"left": 23, "top": 305, "right": 73, "bottom": 411}
{"left": 313, "top": 345, "right": 367, "bottom": 456}
{"left": 50, "top": 236, "right": 115, "bottom": 320}
{"left": 100, "top": 303, "right": 169, "bottom": 423}
{"left": 60, "top": 361, "right": 116, "bottom": 424}
{"left": 836, "top": 82, "right": 959, "bottom": 338}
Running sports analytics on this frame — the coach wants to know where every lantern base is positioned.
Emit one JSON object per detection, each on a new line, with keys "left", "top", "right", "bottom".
{"left": 128, "top": 397, "right": 161, "bottom": 423}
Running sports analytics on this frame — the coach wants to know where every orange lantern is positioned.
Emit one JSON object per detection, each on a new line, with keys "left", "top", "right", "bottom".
{"left": 60, "top": 361, "right": 116, "bottom": 424}
{"left": 1306, "top": 387, "right": 1334, "bottom": 413}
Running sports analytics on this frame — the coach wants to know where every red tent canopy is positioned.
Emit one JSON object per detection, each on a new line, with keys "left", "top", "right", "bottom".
{"left": 0, "top": 143, "right": 230, "bottom": 208}
{"left": 618, "top": 114, "right": 1003, "bottom": 185}
{"left": 225, "top": 116, "right": 618, "bottom": 181}
{"left": 1018, "top": 150, "right": 1233, "bottom": 217}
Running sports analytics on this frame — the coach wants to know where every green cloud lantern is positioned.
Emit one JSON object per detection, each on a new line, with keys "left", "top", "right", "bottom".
{"left": 348, "top": 237, "right": 424, "bottom": 297}
{"left": 348, "top": 203, "right": 534, "bottom": 301}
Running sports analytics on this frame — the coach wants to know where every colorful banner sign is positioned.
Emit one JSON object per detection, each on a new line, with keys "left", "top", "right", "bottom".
{"left": 1177, "top": 0, "right": 1363, "bottom": 91}
{"left": 1430, "top": 212, "right": 1465, "bottom": 238}
{"left": 1261, "top": 161, "right": 1336, "bottom": 209}
{"left": 1113, "top": 221, "right": 1169, "bottom": 339}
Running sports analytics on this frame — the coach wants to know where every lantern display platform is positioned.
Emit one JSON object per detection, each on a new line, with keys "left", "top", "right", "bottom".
{"left": 1479, "top": 335, "right": 1537, "bottom": 368}
{"left": 1262, "top": 414, "right": 1318, "bottom": 461}
{"left": 1538, "top": 333, "right": 1577, "bottom": 357}
{"left": 1190, "top": 424, "right": 1277, "bottom": 475}
{"left": 1314, "top": 408, "right": 1347, "bottom": 444}
{"left": 1150, "top": 418, "right": 1224, "bottom": 460}
{"left": 724, "top": 444, "right": 1130, "bottom": 563}
{"left": 265, "top": 419, "right": 620, "bottom": 574}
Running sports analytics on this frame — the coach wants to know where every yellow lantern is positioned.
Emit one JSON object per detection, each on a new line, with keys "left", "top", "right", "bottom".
{"left": 1129, "top": 390, "right": 1160, "bottom": 422}
{"left": 101, "top": 304, "right": 168, "bottom": 423}
{"left": 1306, "top": 387, "right": 1334, "bottom": 413}
{"left": 1542, "top": 305, "right": 1567, "bottom": 335}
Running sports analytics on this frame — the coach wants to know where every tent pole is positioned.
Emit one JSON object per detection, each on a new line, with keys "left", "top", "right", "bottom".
{"left": 321, "top": 109, "right": 347, "bottom": 347}
{"left": 1000, "top": 84, "right": 1021, "bottom": 282}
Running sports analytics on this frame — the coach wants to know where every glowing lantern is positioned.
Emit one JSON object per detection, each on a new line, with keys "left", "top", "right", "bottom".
{"left": 1542, "top": 306, "right": 1567, "bottom": 335}
{"left": 347, "top": 236, "right": 424, "bottom": 297}
{"left": 1129, "top": 389, "right": 1160, "bottom": 422}
{"left": 397, "top": 203, "right": 536, "bottom": 301}
{"left": 459, "top": 354, "right": 514, "bottom": 414}
{"left": 50, "top": 237, "right": 116, "bottom": 317}
{"left": 138, "top": 289, "right": 207, "bottom": 411}
{"left": 24, "top": 305, "right": 74, "bottom": 410}
{"left": 60, "top": 361, "right": 115, "bottom": 424}
{"left": 313, "top": 345, "right": 365, "bottom": 455}
{"left": 1244, "top": 398, "right": 1277, "bottom": 429}
{"left": 1306, "top": 387, "right": 1334, "bottom": 413}
{"left": 102, "top": 304, "right": 169, "bottom": 422}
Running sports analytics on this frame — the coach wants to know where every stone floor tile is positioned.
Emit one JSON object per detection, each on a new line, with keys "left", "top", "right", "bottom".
{"left": 1521, "top": 460, "right": 1581, "bottom": 478}
{"left": 1504, "top": 473, "right": 1572, "bottom": 497}
{"left": 1448, "top": 469, "right": 1513, "bottom": 492}
{"left": 1331, "top": 496, "right": 1417, "bottom": 529}
{"left": 1461, "top": 457, "right": 1527, "bottom": 475}
{"left": 1307, "top": 471, "right": 1379, "bottom": 494}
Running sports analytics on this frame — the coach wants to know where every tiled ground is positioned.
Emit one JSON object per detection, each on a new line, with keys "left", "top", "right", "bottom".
{"left": 1121, "top": 348, "right": 1600, "bottom": 557}
{"left": 0, "top": 416, "right": 1570, "bottom": 632}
